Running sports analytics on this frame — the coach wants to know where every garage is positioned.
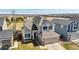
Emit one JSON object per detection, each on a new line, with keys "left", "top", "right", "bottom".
{"left": 42, "top": 31, "right": 60, "bottom": 45}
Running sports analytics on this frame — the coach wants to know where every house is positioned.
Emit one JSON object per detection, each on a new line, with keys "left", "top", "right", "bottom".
{"left": 22, "top": 16, "right": 60, "bottom": 45}
{"left": 52, "top": 17, "right": 79, "bottom": 41}
{"left": 22, "top": 17, "right": 33, "bottom": 42}
{"left": 0, "top": 17, "right": 13, "bottom": 49}
{"left": 0, "top": 29, "right": 13, "bottom": 48}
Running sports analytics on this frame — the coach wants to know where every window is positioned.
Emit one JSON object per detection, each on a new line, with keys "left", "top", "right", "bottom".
{"left": 43, "top": 26, "right": 47, "bottom": 30}
{"left": 49, "top": 26, "right": 52, "bottom": 30}
{"left": 68, "top": 25, "right": 70, "bottom": 32}
{"left": 25, "top": 34, "right": 30, "bottom": 38}
{"left": 74, "top": 23, "right": 78, "bottom": 30}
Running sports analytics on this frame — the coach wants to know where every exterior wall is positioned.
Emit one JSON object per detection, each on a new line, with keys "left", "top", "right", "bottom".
{"left": 0, "top": 40, "right": 2, "bottom": 48}
{"left": 42, "top": 21, "right": 53, "bottom": 32}
{"left": 2, "top": 19, "right": 8, "bottom": 30}
{"left": 11, "top": 35, "right": 14, "bottom": 46}
{"left": 0, "top": 37, "right": 13, "bottom": 48}
{"left": 67, "top": 21, "right": 79, "bottom": 40}
{"left": 54, "top": 23, "right": 68, "bottom": 40}
{"left": 22, "top": 29, "right": 31, "bottom": 42}
{"left": 37, "top": 26, "right": 44, "bottom": 45}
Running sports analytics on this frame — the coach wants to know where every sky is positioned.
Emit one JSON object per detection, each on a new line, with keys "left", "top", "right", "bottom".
{"left": 0, "top": 9, "right": 79, "bottom": 14}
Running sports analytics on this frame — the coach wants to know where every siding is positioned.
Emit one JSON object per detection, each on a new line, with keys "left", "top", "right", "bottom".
{"left": 22, "top": 28, "right": 31, "bottom": 41}
{"left": 55, "top": 24, "right": 68, "bottom": 39}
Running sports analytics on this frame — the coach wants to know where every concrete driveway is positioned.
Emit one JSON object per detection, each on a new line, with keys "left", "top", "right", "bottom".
{"left": 40, "top": 43, "right": 65, "bottom": 50}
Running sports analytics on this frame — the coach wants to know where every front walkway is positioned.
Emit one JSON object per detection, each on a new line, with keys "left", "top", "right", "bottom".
{"left": 39, "top": 43, "right": 65, "bottom": 50}
{"left": 9, "top": 41, "right": 19, "bottom": 50}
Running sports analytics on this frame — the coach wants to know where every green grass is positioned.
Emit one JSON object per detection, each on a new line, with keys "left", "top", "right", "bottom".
{"left": 11, "top": 42, "right": 48, "bottom": 50}
{"left": 63, "top": 43, "right": 79, "bottom": 50}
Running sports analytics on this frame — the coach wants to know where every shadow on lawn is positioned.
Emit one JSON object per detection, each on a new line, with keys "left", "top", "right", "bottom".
{"left": 21, "top": 40, "right": 40, "bottom": 47}
{"left": 32, "top": 40, "right": 40, "bottom": 46}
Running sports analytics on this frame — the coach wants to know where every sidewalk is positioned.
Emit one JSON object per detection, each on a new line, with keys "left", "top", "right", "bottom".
{"left": 40, "top": 43, "right": 65, "bottom": 50}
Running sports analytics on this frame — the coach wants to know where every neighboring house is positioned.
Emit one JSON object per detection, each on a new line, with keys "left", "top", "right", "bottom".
{"left": 52, "top": 17, "right": 79, "bottom": 41}
{"left": 0, "top": 17, "right": 13, "bottom": 49}
{"left": 0, "top": 29, "right": 13, "bottom": 48}
{"left": 22, "top": 16, "right": 60, "bottom": 45}
{"left": 22, "top": 17, "right": 33, "bottom": 42}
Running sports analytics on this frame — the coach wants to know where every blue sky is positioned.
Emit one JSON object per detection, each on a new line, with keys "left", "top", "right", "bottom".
{"left": 0, "top": 9, "right": 79, "bottom": 14}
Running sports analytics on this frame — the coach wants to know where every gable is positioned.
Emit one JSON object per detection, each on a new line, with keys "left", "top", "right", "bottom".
{"left": 23, "top": 27, "right": 31, "bottom": 34}
{"left": 32, "top": 24, "right": 38, "bottom": 30}
{"left": 42, "top": 20, "right": 52, "bottom": 26}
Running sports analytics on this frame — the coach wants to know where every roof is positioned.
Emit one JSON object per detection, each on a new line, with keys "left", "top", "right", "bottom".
{"left": 0, "top": 29, "right": 13, "bottom": 40}
{"left": 42, "top": 31, "right": 60, "bottom": 39}
{"left": 22, "top": 27, "right": 30, "bottom": 33}
{"left": 33, "top": 16, "right": 43, "bottom": 26}
{"left": 42, "top": 20, "right": 53, "bottom": 25}
{"left": 24, "top": 17, "right": 33, "bottom": 30}
{"left": 52, "top": 18, "right": 74, "bottom": 25}
{"left": 33, "top": 16, "right": 53, "bottom": 27}
{"left": 0, "top": 17, "right": 4, "bottom": 26}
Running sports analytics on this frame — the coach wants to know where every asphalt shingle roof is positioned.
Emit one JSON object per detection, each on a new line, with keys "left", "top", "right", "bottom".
{"left": 25, "top": 17, "right": 33, "bottom": 30}
{"left": 52, "top": 18, "right": 74, "bottom": 25}
{"left": 33, "top": 16, "right": 42, "bottom": 26}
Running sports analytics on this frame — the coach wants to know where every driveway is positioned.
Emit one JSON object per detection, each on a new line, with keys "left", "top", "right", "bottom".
{"left": 9, "top": 41, "right": 19, "bottom": 50}
{"left": 40, "top": 43, "right": 65, "bottom": 50}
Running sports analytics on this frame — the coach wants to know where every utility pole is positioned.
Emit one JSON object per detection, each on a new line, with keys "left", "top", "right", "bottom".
{"left": 11, "top": 9, "right": 16, "bottom": 35}
{"left": 12, "top": 9, "right": 14, "bottom": 16}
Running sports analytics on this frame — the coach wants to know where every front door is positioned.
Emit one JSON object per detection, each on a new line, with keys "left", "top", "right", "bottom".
{"left": 34, "top": 32, "right": 37, "bottom": 38}
{"left": 33, "top": 30, "right": 38, "bottom": 39}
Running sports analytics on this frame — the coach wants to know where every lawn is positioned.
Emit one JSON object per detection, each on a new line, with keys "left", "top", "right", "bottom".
{"left": 61, "top": 42, "right": 79, "bottom": 50}
{"left": 11, "top": 42, "right": 48, "bottom": 50}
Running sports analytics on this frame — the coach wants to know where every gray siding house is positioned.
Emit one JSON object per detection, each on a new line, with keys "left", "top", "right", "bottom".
{"left": 22, "top": 16, "right": 60, "bottom": 45}
{"left": 52, "top": 17, "right": 79, "bottom": 41}
{"left": 0, "top": 17, "right": 13, "bottom": 48}
{"left": 22, "top": 17, "right": 33, "bottom": 42}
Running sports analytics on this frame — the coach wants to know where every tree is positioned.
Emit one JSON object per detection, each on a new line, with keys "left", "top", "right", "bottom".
{"left": 11, "top": 17, "right": 15, "bottom": 22}
{"left": 16, "top": 17, "right": 24, "bottom": 22}
{"left": 5, "top": 17, "right": 11, "bottom": 23}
